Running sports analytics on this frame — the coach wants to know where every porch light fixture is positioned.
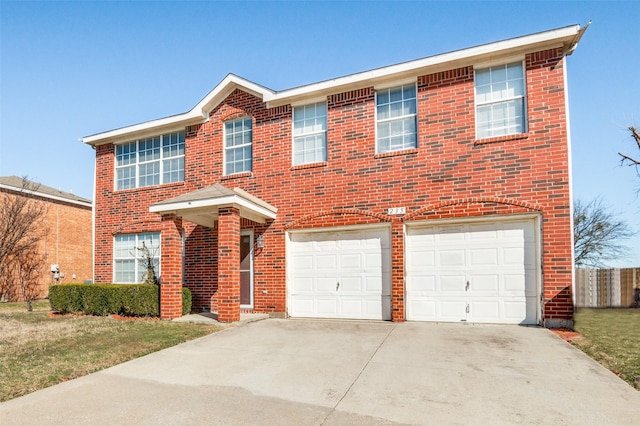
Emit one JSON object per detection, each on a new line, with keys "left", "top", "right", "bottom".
{"left": 256, "top": 234, "right": 264, "bottom": 249}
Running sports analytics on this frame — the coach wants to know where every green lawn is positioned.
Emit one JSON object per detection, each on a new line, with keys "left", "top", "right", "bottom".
{"left": 572, "top": 308, "right": 640, "bottom": 390}
{"left": 0, "top": 300, "right": 222, "bottom": 402}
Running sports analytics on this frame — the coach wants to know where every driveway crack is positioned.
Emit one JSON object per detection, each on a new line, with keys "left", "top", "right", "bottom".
{"left": 320, "top": 323, "right": 397, "bottom": 424}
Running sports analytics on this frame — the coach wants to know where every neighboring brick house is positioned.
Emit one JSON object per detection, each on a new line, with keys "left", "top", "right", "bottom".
{"left": 0, "top": 176, "right": 93, "bottom": 299}
{"left": 83, "top": 25, "right": 587, "bottom": 327}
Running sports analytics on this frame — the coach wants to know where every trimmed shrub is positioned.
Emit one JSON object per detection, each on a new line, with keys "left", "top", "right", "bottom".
{"left": 119, "top": 285, "right": 159, "bottom": 316}
{"left": 49, "top": 284, "right": 85, "bottom": 314}
{"left": 182, "top": 287, "right": 192, "bottom": 315}
{"left": 49, "top": 283, "right": 159, "bottom": 317}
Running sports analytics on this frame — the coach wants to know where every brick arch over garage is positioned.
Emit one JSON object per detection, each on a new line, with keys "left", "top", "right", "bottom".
{"left": 404, "top": 197, "right": 543, "bottom": 222}
{"left": 284, "top": 208, "right": 395, "bottom": 230}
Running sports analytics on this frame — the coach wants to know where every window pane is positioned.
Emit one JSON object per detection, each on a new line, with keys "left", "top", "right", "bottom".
{"left": 116, "top": 165, "right": 136, "bottom": 190}
{"left": 114, "top": 232, "right": 160, "bottom": 284}
{"left": 475, "top": 62, "right": 525, "bottom": 138}
{"left": 376, "top": 84, "right": 417, "bottom": 153}
{"left": 138, "top": 162, "right": 160, "bottom": 187}
{"left": 292, "top": 103, "right": 327, "bottom": 166}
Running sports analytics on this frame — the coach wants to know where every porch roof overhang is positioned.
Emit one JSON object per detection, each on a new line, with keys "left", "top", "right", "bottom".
{"left": 149, "top": 184, "right": 277, "bottom": 227}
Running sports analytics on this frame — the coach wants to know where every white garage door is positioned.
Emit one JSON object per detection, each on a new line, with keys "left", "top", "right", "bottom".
{"left": 406, "top": 219, "right": 538, "bottom": 324}
{"left": 288, "top": 227, "right": 391, "bottom": 320}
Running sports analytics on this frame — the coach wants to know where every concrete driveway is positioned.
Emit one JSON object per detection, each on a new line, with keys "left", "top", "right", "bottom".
{"left": 2, "top": 319, "right": 638, "bottom": 425}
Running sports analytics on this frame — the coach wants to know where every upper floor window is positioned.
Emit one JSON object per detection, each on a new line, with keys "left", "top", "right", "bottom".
{"left": 114, "top": 232, "right": 160, "bottom": 283}
{"left": 376, "top": 84, "right": 417, "bottom": 153}
{"left": 475, "top": 62, "right": 526, "bottom": 139}
{"left": 293, "top": 102, "right": 327, "bottom": 165}
{"left": 115, "top": 131, "right": 185, "bottom": 190}
{"left": 224, "top": 117, "right": 252, "bottom": 175}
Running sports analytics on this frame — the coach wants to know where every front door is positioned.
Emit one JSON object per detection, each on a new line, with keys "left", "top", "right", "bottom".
{"left": 240, "top": 230, "right": 253, "bottom": 309}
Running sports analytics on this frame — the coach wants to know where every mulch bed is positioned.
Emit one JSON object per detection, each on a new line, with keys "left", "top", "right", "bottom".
{"left": 551, "top": 328, "right": 582, "bottom": 343}
{"left": 48, "top": 312, "right": 159, "bottom": 321}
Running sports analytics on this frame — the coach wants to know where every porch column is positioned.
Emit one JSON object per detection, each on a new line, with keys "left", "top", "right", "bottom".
{"left": 217, "top": 207, "right": 241, "bottom": 322}
{"left": 160, "top": 215, "right": 183, "bottom": 319}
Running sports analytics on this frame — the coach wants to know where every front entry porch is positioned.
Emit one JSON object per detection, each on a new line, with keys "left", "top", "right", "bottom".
{"left": 149, "top": 184, "right": 277, "bottom": 322}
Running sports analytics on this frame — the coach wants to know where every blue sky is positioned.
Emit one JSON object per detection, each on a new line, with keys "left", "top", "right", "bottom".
{"left": 1, "top": 1, "right": 639, "bottom": 267}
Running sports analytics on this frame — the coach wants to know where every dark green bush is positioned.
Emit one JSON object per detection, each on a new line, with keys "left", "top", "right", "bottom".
{"left": 49, "top": 284, "right": 85, "bottom": 314}
{"left": 49, "top": 283, "right": 160, "bottom": 317}
{"left": 119, "top": 285, "right": 159, "bottom": 316}
{"left": 182, "top": 287, "right": 192, "bottom": 315}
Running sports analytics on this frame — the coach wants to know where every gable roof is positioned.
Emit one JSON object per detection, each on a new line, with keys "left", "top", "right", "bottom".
{"left": 82, "top": 23, "right": 588, "bottom": 147}
{"left": 0, "top": 176, "right": 92, "bottom": 207}
{"left": 149, "top": 183, "right": 277, "bottom": 226}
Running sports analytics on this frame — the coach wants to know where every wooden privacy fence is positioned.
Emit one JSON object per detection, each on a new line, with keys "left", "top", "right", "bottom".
{"left": 575, "top": 268, "right": 640, "bottom": 308}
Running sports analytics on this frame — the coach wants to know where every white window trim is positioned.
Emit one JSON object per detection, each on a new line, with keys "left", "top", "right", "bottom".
{"left": 113, "top": 232, "right": 161, "bottom": 284}
{"left": 292, "top": 102, "right": 328, "bottom": 166}
{"left": 240, "top": 230, "right": 254, "bottom": 309}
{"left": 374, "top": 83, "right": 418, "bottom": 154}
{"left": 113, "top": 131, "right": 185, "bottom": 191}
{"left": 223, "top": 117, "right": 253, "bottom": 176}
{"left": 474, "top": 60, "right": 528, "bottom": 139}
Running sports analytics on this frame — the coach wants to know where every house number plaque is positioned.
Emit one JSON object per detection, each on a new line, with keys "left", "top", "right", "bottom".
{"left": 388, "top": 207, "right": 406, "bottom": 215}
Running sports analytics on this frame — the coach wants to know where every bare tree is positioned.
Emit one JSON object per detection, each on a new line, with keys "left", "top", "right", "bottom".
{"left": 574, "top": 197, "right": 633, "bottom": 267}
{"left": 0, "top": 177, "right": 49, "bottom": 308}
{"left": 619, "top": 126, "right": 640, "bottom": 178}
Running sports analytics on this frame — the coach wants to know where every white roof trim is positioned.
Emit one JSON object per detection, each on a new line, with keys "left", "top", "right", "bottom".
{"left": 83, "top": 25, "right": 583, "bottom": 146}
{"left": 0, "top": 183, "right": 92, "bottom": 208}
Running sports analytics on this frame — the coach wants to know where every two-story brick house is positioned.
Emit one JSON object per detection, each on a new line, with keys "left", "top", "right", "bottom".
{"left": 83, "top": 25, "right": 586, "bottom": 326}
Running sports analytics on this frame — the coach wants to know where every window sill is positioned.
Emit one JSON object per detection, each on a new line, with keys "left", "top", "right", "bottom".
{"left": 114, "top": 181, "right": 185, "bottom": 194}
{"left": 291, "top": 162, "right": 328, "bottom": 171}
{"left": 374, "top": 148, "right": 418, "bottom": 159}
{"left": 474, "top": 133, "right": 529, "bottom": 145}
{"left": 221, "top": 172, "right": 252, "bottom": 180}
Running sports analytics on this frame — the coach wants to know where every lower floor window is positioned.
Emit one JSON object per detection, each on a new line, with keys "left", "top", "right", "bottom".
{"left": 114, "top": 232, "right": 160, "bottom": 283}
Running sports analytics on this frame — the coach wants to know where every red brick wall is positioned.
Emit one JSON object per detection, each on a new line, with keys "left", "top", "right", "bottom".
{"left": 0, "top": 190, "right": 92, "bottom": 300}
{"left": 93, "top": 47, "right": 573, "bottom": 323}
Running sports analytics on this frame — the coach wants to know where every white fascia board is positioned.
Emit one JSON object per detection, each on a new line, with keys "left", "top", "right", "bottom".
{"left": 83, "top": 75, "right": 275, "bottom": 147}
{"left": 82, "top": 113, "right": 203, "bottom": 146}
{"left": 0, "top": 183, "right": 92, "bottom": 208}
{"left": 149, "top": 194, "right": 277, "bottom": 220}
{"left": 264, "top": 25, "right": 581, "bottom": 107}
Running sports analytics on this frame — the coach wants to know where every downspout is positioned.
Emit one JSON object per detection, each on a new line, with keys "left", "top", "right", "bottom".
{"left": 92, "top": 147, "right": 97, "bottom": 283}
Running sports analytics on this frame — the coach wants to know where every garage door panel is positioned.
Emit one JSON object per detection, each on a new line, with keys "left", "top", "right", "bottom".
{"left": 316, "top": 254, "right": 338, "bottom": 270}
{"left": 317, "top": 277, "right": 337, "bottom": 292}
{"left": 470, "top": 248, "right": 498, "bottom": 266}
{"left": 468, "top": 300, "right": 501, "bottom": 322}
{"left": 439, "top": 300, "right": 467, "bottom": 321}
{"left": 439, "top": 250, "right": 466, "bottom": 267}
{"left": 288, "top": 227, "right": 391, "bottom": 320}
{"left": 503, "top": 247, "right": 524, "bottom": 265}
{"left": 407, "top": 299, "right": 437, "bottom": 321}
{"left": 407, "top": 275, "right": 436, "bottom": 293}
{"left": 407, "top": 219, "right": 538, "bottom": 324}
{"left": 440, "top": 275, "right": 466, "bottom": 292}
{"left": 340, "top": 276, "right": 363, "bottom": 292}
{"left": 470, "top": 274, "right": 499, "bottom": 293}
{"left": 504, "top": 274, "right": 525, "bottom": 293}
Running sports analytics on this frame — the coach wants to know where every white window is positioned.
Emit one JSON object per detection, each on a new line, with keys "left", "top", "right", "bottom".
{"left": 475, "top": 62, "right": 526, "bottom": 139}
{"left": 114, "top": 232, "right": 160, "bottom": 283}
{"left": 115, "top": 131, "right": 185, "bottom": 190}
{"left": 293, "top": 102, "right": 327, "bottom": 165}
{"left": 224, "top": 118, "right": 252, "bottom": 175}
{"left": 376, "top": 84, "right": 417, "bottom": 153}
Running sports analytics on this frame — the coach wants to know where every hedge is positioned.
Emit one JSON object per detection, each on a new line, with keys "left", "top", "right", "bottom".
{"left": 49, "top": 284, "right": 193, "bottom": 317}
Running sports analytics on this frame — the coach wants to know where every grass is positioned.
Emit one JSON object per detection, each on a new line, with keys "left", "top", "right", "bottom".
{"left": 572, "top": 308, "right": 640, "bottom": 390}
{"left": 0, "top": 300, "right": 222, "bottom": 402}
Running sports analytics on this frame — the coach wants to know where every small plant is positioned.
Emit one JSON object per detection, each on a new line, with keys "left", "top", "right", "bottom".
{"left": 136, "top": 241, "right": 159, "bottom": 285}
